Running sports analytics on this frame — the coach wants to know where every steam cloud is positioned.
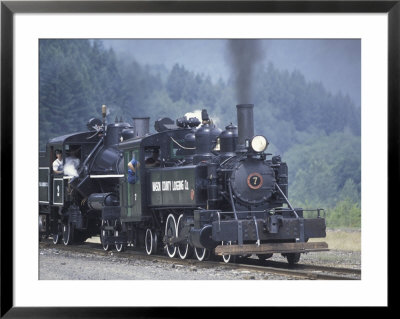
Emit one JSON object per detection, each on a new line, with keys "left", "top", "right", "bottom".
{"left": 185, "top": 109, "right": 220, "bottom": 126}
{"left": 226, "top": 39, "right": 265, "bottom": 103}
{"left": 184, "top": 110, "right": 202, "bottom": 122}
{"left": 64, "top": 157, "right": 80, "bottom": 177}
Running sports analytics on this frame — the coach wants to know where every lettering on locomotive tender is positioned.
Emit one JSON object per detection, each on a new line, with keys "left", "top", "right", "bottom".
{"left": 152, "top": 180, "right": 190, "bottom": 192}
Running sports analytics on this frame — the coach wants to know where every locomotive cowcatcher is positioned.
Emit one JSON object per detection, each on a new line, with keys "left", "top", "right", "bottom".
{"left": 39, "top": 104, "right": 328, "bottom": 264}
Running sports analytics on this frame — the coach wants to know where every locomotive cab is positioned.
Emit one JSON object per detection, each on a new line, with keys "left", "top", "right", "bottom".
{"left": 38, "top": 131, "right": 102, "bottom": 242}
{"left": 39, "top": 110, "right": 134, "bottom": 246}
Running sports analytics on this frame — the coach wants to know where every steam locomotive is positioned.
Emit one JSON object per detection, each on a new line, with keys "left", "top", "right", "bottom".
{"left": 39, "top": 104, "right": 328, "bottom": 264}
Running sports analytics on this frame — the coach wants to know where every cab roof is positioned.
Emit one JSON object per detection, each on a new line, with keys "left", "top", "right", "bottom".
{"left": 47, "top": 131, "right": 101, "bottom": 146}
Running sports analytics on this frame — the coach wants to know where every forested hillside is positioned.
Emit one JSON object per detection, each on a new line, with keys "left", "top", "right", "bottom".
{"left": 39, "top": 39, "right": 361, "bottom": 228}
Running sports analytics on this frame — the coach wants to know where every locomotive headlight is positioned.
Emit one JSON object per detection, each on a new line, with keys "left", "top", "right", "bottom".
{"left": 251, "top": 135, "right": 269, "bottom": 153}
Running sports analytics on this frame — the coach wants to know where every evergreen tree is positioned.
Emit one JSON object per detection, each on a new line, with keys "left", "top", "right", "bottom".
{"left": 39, "top": 40, "right": 361, "bottom": 228}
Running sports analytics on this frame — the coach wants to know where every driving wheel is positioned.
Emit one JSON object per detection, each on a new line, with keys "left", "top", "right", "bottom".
{"left": 165, "top": 214, "right": 177, "bottom": 258}
{"left": 62, "top": 222, "right": 74, "bottom": 246}
{"left": 145, "top": 228, "right": 157, "bottom": 255}
{"left": 177, "top": 214, "right": 191, "bottom": 259}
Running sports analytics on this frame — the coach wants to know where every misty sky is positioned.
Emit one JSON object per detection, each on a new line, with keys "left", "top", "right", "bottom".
{"left": 103, "top": 39, "right": 361, "bottom": 107}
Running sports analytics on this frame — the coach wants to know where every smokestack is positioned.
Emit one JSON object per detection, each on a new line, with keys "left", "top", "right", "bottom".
{"left": 132, "top": 117, "right": 150, "bottom": 137}
{"left": 236, "top": 104, "right": 254, "bottom": 149}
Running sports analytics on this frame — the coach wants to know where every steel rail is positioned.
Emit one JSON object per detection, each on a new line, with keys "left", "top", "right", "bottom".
{"left": 245, "top": 258, "right": 361, "bottom": 276}
{"left": 39, "top": 240, "right": 360, "bottom": 280}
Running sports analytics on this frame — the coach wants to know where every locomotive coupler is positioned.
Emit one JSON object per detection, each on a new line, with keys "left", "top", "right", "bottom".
{"left": 265, "top": 214, "right": 283, "bottom": 234}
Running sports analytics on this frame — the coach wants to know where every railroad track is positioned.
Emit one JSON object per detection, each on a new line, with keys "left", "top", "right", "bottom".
{"left": 39, "top": 240, "right": 361, "bottom": 280}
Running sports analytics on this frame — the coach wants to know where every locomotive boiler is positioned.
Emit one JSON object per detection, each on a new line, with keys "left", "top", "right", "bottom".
{"left": 39, "top": 103, "right": 328, "bottom": 264}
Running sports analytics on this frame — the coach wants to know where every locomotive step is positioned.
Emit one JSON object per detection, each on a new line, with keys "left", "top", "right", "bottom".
{"left": 214, "top": 241, "right": 329, "bottom": 256}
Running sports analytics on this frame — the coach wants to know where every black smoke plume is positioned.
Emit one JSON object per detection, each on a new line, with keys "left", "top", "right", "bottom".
{"left": 226, "top": 39, "right": 264, "bottom": 103}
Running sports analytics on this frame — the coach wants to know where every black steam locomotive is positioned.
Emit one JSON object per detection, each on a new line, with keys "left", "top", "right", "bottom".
{"left": 39, "top": 104, "right": 328, "bottom": 264}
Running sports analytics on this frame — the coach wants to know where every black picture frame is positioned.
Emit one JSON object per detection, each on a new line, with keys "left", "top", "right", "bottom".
{"left": 1, "top": 0, "right": 394, "bottom": 317}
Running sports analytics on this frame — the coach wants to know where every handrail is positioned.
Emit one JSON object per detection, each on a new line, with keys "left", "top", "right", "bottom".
{"left": 228, "top": 180, "right": 238, "bottom": 220}
{"left": 275, "top": 183, "right": 299, "bottom": 218}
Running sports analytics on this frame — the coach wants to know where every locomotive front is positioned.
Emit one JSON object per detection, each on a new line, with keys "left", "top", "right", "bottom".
{"left": 188, "top": 104, "right": 328, "bottom": 264}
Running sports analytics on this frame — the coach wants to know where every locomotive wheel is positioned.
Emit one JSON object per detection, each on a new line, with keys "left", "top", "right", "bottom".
{"left": 194, "top": 247, "right": 209, "bottom": 261}
{"left": 285, "top": 253, "right": 301, "bottom": 265}
{"left": 100, "top": 220, "right": 111, "bottom": 251}
{"left": 52, "top": 233, "right": 61, "bottom": 244}
{"left": 52, "top": 223, "right": 62, "bottom": 244}
{"left": 145, "top": 228, "right": 157, "bottom": 255}
{"left": 165, "top": 214, "right": 177, "bottom": 258}
{"left": 177, "top": 214, "right": 191, "bottom": 259}
{"left": 221, "top": 241, "right": 236, "bottom": 263}
{"left": 115, "top": 230, "right": 126, "bottom": 252}
{"left": 62, "top": 223, "right": 74, "bottom": 246}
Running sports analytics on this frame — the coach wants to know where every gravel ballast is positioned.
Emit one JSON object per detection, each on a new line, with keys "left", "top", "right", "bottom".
{"left": 39, "top": 246, "right": 361, "bottom": 280}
